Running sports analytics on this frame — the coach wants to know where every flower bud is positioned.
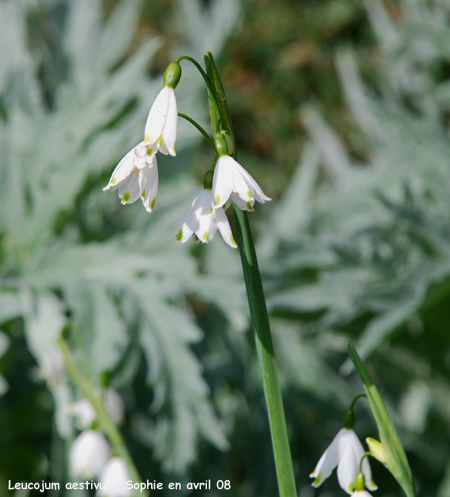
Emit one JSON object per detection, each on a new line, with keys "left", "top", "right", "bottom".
{"left": 163, "top": 61, "right": 182, "bottom": 89}
{"left": 366, "top": 437, "right": 387, "bottom": 465}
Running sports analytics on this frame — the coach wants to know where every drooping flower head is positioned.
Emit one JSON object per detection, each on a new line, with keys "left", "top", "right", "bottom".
{"left": 310, "top": 409, "right": 377, "bottom": 494}
{"left": 70, "top": 430, "right": 110, "bottom": 479}
{"left": 212, "top": 148, "right": 271, "bottom": 211}
{"left": 97, "top": 457, "right": 132, "bottom": 497}
{"left": 103, "top": 142, "right": 158, "bottom": 213}
{"left": 144, "top": 61, "right": 182, "bottom": 157}
{"left": 175, "top": 188, "right": 237, "bottom": 248}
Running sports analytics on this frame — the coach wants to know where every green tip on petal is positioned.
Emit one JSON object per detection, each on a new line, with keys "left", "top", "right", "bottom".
{"left": 370, "top": 478, "right": 378, "bottom": 490}
{"left": 150, "top": 198, "right": 156, "bottom": 210}
{"left": 122, "top": 192, "right": 131, "bottom": 202}
{"left": 348, "top": 482, "right": 354, "bottom": 493}
{"left": 175, "top": 229, "right": 183, "bottom": 241}
{"left": 146, "top": 146, "right": 153, "bottom": 155}
{"left": 144, "top": 134, "right": 150, "bottom": 143}
{"left": 111, "top": 177, "right": 117, "bottom": 185}
{"left": 312, "top": 473, "right": 322, "bottom": 487}
{"left": 246, "top": 201, "right": 254, "bottom": 211}
{"left": 202, "top": 231, "right": 209, "bottom": 242}
{"left": 140, "top": 190, "right": 146, "bottom": 199}
{"left": 247, "top": 189, "right": 252, "bottom": 199}
{"left": 231, "top": 235, "right": 237, "bottom": 247}
{"left": 215, "top": 194, "right": 220, "bottom": 207}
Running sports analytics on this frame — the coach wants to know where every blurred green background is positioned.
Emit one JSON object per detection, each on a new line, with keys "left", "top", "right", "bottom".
{"left": 1, "top": 0, "right": 450, "bottom": 496}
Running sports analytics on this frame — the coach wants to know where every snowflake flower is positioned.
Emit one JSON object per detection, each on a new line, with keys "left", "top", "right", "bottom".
{"left": 97, "top": 457, "right": 132, "bottom": 497}
{"left": 103, "top": 142, "right": 158, "bottom": 212}
{"left": 310, "top": 428, "right": 377, "bottom": 494}
{"left": 175, "top": 189, "right": 237, "bottom": 248}
{"left": 212, "top": 155, "right": 271, "bottom": 211}
{"left": 70, "top": 430, "right": 110, "bottom": 479}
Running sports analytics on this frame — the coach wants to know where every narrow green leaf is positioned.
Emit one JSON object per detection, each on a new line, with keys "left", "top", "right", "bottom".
{"left": 348, "top": 342, "right": 415, "bottom": 497}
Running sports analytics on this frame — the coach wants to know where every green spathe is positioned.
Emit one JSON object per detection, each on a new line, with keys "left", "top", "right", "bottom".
{"left": 348, "top": 342, "right": 416, "bottom": 497}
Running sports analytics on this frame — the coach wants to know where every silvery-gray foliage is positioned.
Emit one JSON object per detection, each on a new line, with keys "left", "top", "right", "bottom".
{"left": 0, "top": 0, "right": 244, "bottom": 480}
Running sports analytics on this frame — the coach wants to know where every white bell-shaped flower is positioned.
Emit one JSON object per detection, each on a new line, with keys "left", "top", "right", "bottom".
{"left": 103, "top": 142, "right": 159, "bottom": 213}
{"left": 97, "top": 457, "right": 132, "bottom": 497}
{"left": 310, "top": 428, "right": 377, "bottom": 494}
{"left": 70, "top": 430, "right": 110, "bottom": 479}
{"left": 212, "top": 155, "right": 271, "bottom": 211}
{"left": 144, "top": 87, "right": 178, "bottom": 157}
{"left": 175, "top": 189, "right": 237, "bottom": 248}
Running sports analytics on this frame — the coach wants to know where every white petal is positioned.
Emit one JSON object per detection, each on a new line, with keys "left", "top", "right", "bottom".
{"left": 362, "top": 456, "right": 377, "bottom": 491}
{"left": 163, "top": 89, "right": 178, "bottom": 156}
{"left": 216, "top": 208, "right": 237, "bottom": 248}
{"left": 175, "top": 193, "right": 203, "bottom": 244}
{"left": 212, "top": 156, "right": 234, "bottom": 209}
{"left": 103, "top": 147, "right": 136, "bottom": 192}
{"left": 351, "top": 492, "right": 373, "bottom": 497}
{"left": 118, "top": 170, "right": 140, "bottom": 204}
{"left": 144, "top": 88, "right": 169, "bottom": 146}
{"left": 337, "top": 429, "right": 365, "bottom": 494}
{"left": 70, "top": 431, "right": 110, "bottom": 479}
{"left": 310, "top": 428, "right": 341, "bottom": 487}
{"left": 236, "top": 162, "right": 271, "bottom": 203}
{"left": 98, "top": 457, "right": 132, "bottom": 497}
{"left": 139, "top": 158, "right": 159, "bottom": 212}
{"left": 195, "top": 191, "right": 215, "bottom": 243}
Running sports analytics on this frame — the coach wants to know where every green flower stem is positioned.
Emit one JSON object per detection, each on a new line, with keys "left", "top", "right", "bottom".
{"left": 57, "top": 335, "right": 142, "bottom": 488}
{"left": 233, "top": 206, "right": 297, "bottom": 497}
{"left": 175, "top": 55, "right": 223, "bottom": 124}
{"left": 178, "top": 113, "right": 216, "bottom": 150}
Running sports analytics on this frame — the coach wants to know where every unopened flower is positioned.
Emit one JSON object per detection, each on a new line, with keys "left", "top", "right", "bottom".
{"left": 144, "top": 87, "right": 178, "bottom": 157}
{"left": 175, "top": 189, "right": 237, "bottom": 248}
{"left": 97, "top": 457, "right": 132, "bottom": 497}
{"left": 212, "top": 155, "right": 271, "bottom": 211}
{"left": 70, "top": 430, "right": 110, "bottom": 479}
{"left": 310, "top": 428, "right": 377, "bottom": 494}
{"left": 103, "top": 142, "right": 158, "bottom": 212}
{"left": 68, "top": 389, "right": 125, "bottom": 430}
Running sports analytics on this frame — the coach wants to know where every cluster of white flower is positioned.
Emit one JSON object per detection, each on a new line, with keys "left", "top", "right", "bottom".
{"left": 103, "top": 62, "right": 270, "bottom": 249}
{"left": 69, "top": 390, "right": 131, "bottom": 496}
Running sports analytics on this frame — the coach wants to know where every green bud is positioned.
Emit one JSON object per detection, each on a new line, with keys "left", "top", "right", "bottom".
{"left": 366, "top": 437, "right": 387, "bottom": 465}
{"left": 215, "top": 135, "right": 228, "bottom": 157}
{"left": 343, "top": 408, "right": 356, "bottom": 429}
{"left": 163, "top": 61, "right": 182, "bottom": 89}
{"left": 203, "top": 170, "right": 214, "bottom": 190}
{"left": 354, "top": 471, "right": 365, "bottom": 491}
{"left": 220, "top": 129, "right": 235, "bottom": 156}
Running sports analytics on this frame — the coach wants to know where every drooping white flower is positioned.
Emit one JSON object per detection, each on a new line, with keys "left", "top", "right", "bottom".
{"left": 103, "top": 142, "right": 158, "bottom": 213}
{"left": 144, "top": 87, "right": 178, "bottom": 156}
{"left": 70, "top": 430, "right": 110, "bottom": 479}
{"left": 212, "top": 155, "right": 271, "bottom": 211}
{"left": 97, "top": 457, "right": 132, "bottom": 497}
{"left": 175, "top": 189, "right": 237, "bottom": 248}
{"left": 40, "top": 346, "right": 65, "bottom": 387}
{"left": 310, "top": 428, "right": 377, "bottom": 494}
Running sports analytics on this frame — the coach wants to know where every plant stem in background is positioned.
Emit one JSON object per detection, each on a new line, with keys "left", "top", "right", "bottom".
{"left": 233, "top": 206, "right": 298, "bottom": 497}
{"left": 58, "top": 335, "right": 142, "bottom": 488}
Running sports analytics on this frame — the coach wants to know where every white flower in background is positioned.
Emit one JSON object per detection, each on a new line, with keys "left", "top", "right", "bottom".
{"left": 68, "top": 389, "right": 125, "bottom": 430}
{"left": 97, "top": 457, "right": 132, "bottom": 497}
{"left": 70, "top": 430, "right": 110, "bottom": 479}
{"left": 103, "top": 142, "right": 159, "bottom": 213}
{"left": 351, "top": 491, "right": 373, "bottom": 497}
{"left": 212, "top": 155, "right": 271, "bottom": 211}
{"left": 68, "top": 399, "right": 96, "bottom": 430}
{"left": 175, "top": 189, "right": 237, "bottom": 248}
{"left": 144, "top": 87, "right": 178, "bottom": 157}
{"left": 40, "top": 346, "right": 65, "bottom": 387}
{"left": 310, "top": 428, "right": 377, "bottom": 494}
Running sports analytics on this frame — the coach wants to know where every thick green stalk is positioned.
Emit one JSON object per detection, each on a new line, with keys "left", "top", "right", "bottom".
{"left": 58, "top": 335, "right": 142, "bottom": 488}
{"left": 233, "top": 206, "right": 297, "bottom": 497}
